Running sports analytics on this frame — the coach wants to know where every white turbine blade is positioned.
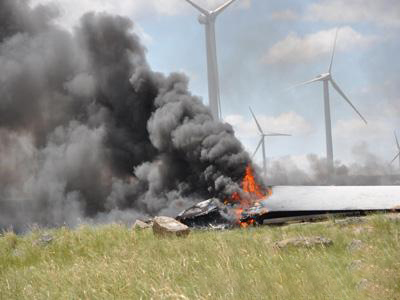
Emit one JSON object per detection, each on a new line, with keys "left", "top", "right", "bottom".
{"left": 391, "top": 152, "right": 400, "bottom": 164}
{"left": 213, "top": 0, "right": 237, "bottom": 15}
{"left": 264, "top": 133, "right": 291, "bottom": 137}
{"left": 395, "top": 131, "right": 400, "bottom": 150}
{"left": 252, "top": 138, "right": 263, "bottom": 159}
{"left": 249, "top": 106, "right": 264, "bottom": 135}
{"left": 287, "top": 77, "right": 321, "bottom": 90}
{"left": 330, "top": 78, "right": 368, "bottom": 125}
{"left": 329, "top": 28, "right": 339, "bottom": 73}
{"left": 184, "top": 0, "right": 209, "bottom": 15}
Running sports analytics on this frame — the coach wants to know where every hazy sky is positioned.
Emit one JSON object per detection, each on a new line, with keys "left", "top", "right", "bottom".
{"left": 32, "top": 0, "right": 400, "bottom": 169}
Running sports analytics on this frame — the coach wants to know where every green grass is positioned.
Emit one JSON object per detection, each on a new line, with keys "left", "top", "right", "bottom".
{"left": 0, "top": 214, "right": 399, "bottom": 299}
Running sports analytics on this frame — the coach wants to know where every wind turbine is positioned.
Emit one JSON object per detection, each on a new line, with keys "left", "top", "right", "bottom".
{"left": 292, "top": 28, "right": 367, "bottom": 175}
{"left": 184, "top": 0, "right": 237, "bottom": 120}
{"left": 391, "top": 131, "right": 400, "bottom": 169}
{"left": 249, "top": 107, "right": 291, "bottom": 179}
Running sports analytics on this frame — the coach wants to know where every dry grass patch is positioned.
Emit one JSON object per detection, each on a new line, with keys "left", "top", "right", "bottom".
{"left": 0, "top": 214, "right": 399, "bottom": 299}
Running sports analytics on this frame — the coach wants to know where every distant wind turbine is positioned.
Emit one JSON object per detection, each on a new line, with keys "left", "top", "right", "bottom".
{"left": 249, "top": 107, "right": 291, "bottom": 179}
{"left": 291, "top": 28, "right": 367, "bottom": 175}
{"left": 184, "top": 0, "right": 237, "bottom": 120}
{"left": 391, "top": 131, "right": 400, "bottom": 169}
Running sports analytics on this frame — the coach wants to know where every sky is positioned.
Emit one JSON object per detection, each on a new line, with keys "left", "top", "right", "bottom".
{"left": 32, "top": 0, "right": 400, "bottom": 170}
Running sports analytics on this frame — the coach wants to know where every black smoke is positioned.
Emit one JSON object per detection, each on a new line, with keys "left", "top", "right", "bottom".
{"left": 0, "top": 0, "right": 256, "bottom": 231}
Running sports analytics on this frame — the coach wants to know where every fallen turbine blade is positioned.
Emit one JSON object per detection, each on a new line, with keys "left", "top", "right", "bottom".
{"left": 329, "top": 28, "right": 339, "bottom": 73}
{"left": 249, "top": 106, "right": 264, "bottom": 135}
{"left": 184, "top": 0, "right": 209, "bottom": 15}
{"left": 330, "top": 78, "right": 368, "bottom": 125}
{"left": 264, "top": 133, "right": 291, "bottom": 137}
{"left": 213, "top": 0, "right": 237, "bottom": 15}
{"left": 252, "top": 138, "right": 263, "bottom": 159}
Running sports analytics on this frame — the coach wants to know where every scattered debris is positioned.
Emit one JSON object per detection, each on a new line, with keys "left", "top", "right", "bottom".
{"left": 153, "top": 216, "right": 190, "bottom": 237}
{"left": 176, "top": 198, "right": 269, "bottom": 229}
{"left": 176, "top": 199, "right": 229, "bottom": 228}
{"left": 274, "top": 236, "right": 333, "bottom": 249}
{"left": 347, "top": 239, "right": 363, "bottom": 252}
{"left": 133, "top": 220, "right": 151, "bottom": 229}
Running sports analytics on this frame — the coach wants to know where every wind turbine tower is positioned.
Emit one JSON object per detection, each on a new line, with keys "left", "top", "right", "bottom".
{"left": 249, "top": 107, "right": 291, "bottom": 179}
{"left": 391, "top": 131, "right": 400, "bottom": 170}
{"left": 293, "top": 29, "right": 367, "bottom": 175}
{"left": 184, "top": 0, "right": 237, "bottom": 120}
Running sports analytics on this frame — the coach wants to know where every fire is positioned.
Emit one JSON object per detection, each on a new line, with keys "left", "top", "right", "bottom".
{"left": 242, "top": 166, "right": 266, "bottom": 199}
{"left": 227, "top": 165, "right": 271, "bottom": 228}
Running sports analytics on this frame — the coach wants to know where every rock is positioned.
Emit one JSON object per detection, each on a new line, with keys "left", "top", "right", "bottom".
{"left": 274, "top": 236, "right": 333, "bottom": 249}
{"left": 353, "top": 225, "right": 373, "bottom": 235}
{"left": 12, "top": 249, "right": 23, "bottom": 258}
{"left": 153, "top": 216, "right": 190, "bottom": 237}
{"left": 334, "top": 217, "right": 365, "bottom": 226}
{"left": 348, "top": 260, "right": 363, "bottom": 271}
{"left": 133, "top": 220, "right": 151, "bottom": 229}
{"left": 143, "top": 219, "right": 154, "bottom": 226}
{"left": 35, "top": 234, "right": 53, "bottom": 246}
{"left": 357, "top": 279, "right": 369, "bottom": 290}
{"left": 347, "top": 239, "right": 363, "bottom": 252}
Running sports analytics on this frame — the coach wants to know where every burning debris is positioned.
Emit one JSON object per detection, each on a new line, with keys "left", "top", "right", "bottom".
{"left": 177, "top": 166, "right": 271, "bottom": 228}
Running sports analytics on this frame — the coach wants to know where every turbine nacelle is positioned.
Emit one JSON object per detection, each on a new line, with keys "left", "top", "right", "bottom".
{"left": 198, "top": 14, "right": 208, "bottom": 24}
{"left": 316, "top": 73, "right": 331, "bottom": 81}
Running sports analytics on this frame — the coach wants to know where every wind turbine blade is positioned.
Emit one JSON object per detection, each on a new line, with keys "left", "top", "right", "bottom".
{"left": 329, "top": 28, "right": 339, "bottom": 73}
{"left": 264, "top": 133, "right": 291, "bottom": 137}
{"left": 330, "top": 78, "right": 368, "bottom": 125}
{"left": 395, "top": 131, "right": 400, "bottom": 150}
{"left": 249, "top": 106, "right": 264, "bottom": 135}
{"left": 213, "top": 0, "right": 237, "bottom": 15}
{"left": 391, "top": 152, "right": 400, "bottom": 164}
{"left": 252, "top": 139, "right": 263, "bottom": 159}
{"left": 287, "top": 77, "right": 321, "bottom": 90}
{"left": 184, "top": 0, "right": 209, "bottom": 15}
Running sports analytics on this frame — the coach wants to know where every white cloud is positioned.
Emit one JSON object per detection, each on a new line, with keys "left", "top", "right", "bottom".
{"left": 262, "top": 26, "right": 375, "bottom": 65}
{"left": 31, "top": 0, "right": 250, "bottom": 29}
{"left": 224, "top": 111, "right": 313, "bottom": 139}
{"left": 270, "top": 9, "right": 299, "bottom": 21}
{"left": 304, "top": 0, "right": 400, "bottom": 28}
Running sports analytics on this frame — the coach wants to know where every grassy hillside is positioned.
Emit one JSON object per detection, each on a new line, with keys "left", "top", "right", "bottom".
{"left": 0, "top": 214, "right": 399, "bottom": 299}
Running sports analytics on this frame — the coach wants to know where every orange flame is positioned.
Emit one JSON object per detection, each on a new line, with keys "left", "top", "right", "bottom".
{"left": 227, "top": 165, "right": 271, "bottom": 228}
{"left": 242, "top": 166, "right": 265, "bottom": 199}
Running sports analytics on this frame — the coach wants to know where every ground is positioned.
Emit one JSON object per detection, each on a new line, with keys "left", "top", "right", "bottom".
{"left": 0, "top": 214, "right": 399, "bottom": 299}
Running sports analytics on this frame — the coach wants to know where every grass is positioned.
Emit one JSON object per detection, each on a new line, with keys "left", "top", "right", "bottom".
{"left": 0, "top": 214, "right": 399, "bottom": 299}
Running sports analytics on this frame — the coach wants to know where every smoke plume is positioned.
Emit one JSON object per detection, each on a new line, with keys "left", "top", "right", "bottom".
{"left": 0, "top": 0, "right": 256, "bottom": 231}
{"left": 267, "top": 144, "right": 400, "bottom": 186}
